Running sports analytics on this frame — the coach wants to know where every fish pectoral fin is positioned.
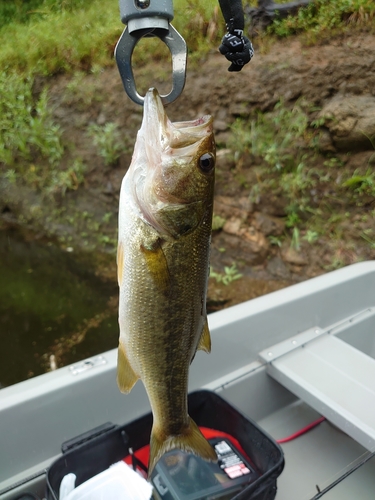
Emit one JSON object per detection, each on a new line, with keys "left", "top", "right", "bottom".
{"left": 148, "top": 417, "right": 217, "bottom": 477}
{"left": 140, "top": 239, "right": 171, "bottom": 292}
{"left": 197, "top": 319, "right": 211, "bottom": 354}
{"left": 117, "top": 341, "right": 139, "bottom": 394}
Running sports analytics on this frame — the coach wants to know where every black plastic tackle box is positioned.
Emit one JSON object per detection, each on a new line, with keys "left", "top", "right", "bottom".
{"left": 47, "top": 390, "right": 284, "bottom": 500}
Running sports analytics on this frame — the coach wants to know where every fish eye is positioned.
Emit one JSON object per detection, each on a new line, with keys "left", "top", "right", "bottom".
{"left": 198, "top": 153, "right": 215, "bottom": 174}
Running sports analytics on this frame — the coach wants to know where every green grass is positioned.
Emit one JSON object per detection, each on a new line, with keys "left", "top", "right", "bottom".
{"left": 0, "top": 0, "right": 222, "bottom": 77}
{"left": 342, "top": 168, "right": 375, "bottom": 197}
{"left": 210, "top": 264, "right": 243, "bottom": 286}
{"left": 0, "top": 0, "right": 87, "bottom": 26}
{"left": 268, "top": 0, "right": 375, "bottom": 41}
{"left": 0, "top": 71, "right": 63, "bottom": 166}
{"left": 227, "top": 95, "right": 375, "bottom": 262}
{"left": 1, "top": 0, "right": 373, "bottom": 77}
{"left": 227, "top": 99, "right": 361, "bottom": 233}
{"left": 0, "top": 0, "right": 222, "bottom": 197}
{"left": 229, "top": 99, "right": 312, "bottom": 174}
{"left": 0, "top": 4, "right": 121, "bottom": 75}
{"left": 88, "top": 122, "right": 126, "bottom": 166}
{"left": 0, "top": 70, "right": 87, "bottom": 196}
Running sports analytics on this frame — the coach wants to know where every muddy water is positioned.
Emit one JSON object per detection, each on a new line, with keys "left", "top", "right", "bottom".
{"left": 0, "top": 229, "right": 119, "bottom": 388}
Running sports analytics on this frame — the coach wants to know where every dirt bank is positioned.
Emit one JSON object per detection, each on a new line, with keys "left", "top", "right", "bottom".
{"left": 1, "top": 31, "right": 375, "bottom": 308}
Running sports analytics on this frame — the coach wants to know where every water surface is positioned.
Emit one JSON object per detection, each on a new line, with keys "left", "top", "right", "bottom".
{"left": 0, "top": 229, "right": 119, "bottom": 388}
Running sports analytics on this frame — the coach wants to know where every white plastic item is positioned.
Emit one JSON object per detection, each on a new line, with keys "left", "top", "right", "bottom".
{"left": 59, "top": 473, "right": 76, "bottom": 499}
{"left": 63, "top": 461, "right": 153, "bottom": 500}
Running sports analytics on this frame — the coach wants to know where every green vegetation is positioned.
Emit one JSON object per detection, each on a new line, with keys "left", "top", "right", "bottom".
{"left": 2, "top": 0, "right": 371, "bottom": 78}
{"left": 229, "top": 99, "right": 317, "bottom": 222}
{"left": 230, "top": 99, "right": 310, "bottom": 172}
{"left": 228, "top": 97, "right": 375, "bottom": 261}
{"left": 303, "top": 230, "right": 319, "bottom": 244}
{"left": 212, "top": 214, "right": 226, "bottom": 231}
{"left": 0, "top": 0, "right": 221, "bottom": 77}
{"left": 267, "top": 0, "right": 375, "bottom": 41}
{"left": 0, "top": 1, "right": 120, "bottom": 75}
{"left": 210, "top": 264, "right": 243, "bottom": 286}
{"left": 0, "top": 0, "right": 87, "bottom": 26}
{"left": 47, "top": 159, "right": 86, "bottom": 196}
{"left": 63, "top": 70, "right": 104, "bottom": 108}
{"left": 0, "top": 71, "right": 86, "bottom": 196}
{"left": 342, "top": 168, "right": 375, "bottom": 196}
{"left": 0, "top": 0, "right": 222, "bottom": 202}
{"left": 0, "top": 72, "right": 63, "bottom": 166}
{"left": 88, "top": 122, "right": 125, "bottom": 166}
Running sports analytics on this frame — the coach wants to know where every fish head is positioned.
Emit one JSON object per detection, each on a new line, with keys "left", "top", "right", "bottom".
{"left": 129, "top": 88, "right": 215, "bottom": 238}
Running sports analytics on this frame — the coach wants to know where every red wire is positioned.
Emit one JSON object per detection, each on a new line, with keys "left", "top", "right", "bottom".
{"left": 276, "top": 416, "right": 326, "bottom": 444}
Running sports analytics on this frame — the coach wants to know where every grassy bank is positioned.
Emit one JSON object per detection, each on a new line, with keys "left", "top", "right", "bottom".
{"left": 2, "top": 1, "right": 374, "bottom": 77}
{"left": 1, "top": 0, "right": 375, "bottom": 261}
{"left": 228, "top": 99, "right": 375, "bottom": 264}
{"left": 0, "top": 0, "right": 221, "bottom": 76}
{"left": 267, "top": 0, "right": 375, "bottom": 41}
{"left": 0, "top": 0, "right": 221, "bottom": 190}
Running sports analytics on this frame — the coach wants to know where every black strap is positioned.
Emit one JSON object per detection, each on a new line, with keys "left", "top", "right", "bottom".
{"left": 218, "top": 0, "right": 245, "bottom": 32}
{"left": 218, "top": 0, "right": 253, "bottom": 72}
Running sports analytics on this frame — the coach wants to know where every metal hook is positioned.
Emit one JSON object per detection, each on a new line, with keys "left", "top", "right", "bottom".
{"left": 115, "top": 23, "right": 187, "bottom": 106}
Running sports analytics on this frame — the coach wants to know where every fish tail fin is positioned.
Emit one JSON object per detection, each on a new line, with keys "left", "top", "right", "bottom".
{"left": 148, "top": 417, "right": 217, "bottom": 477}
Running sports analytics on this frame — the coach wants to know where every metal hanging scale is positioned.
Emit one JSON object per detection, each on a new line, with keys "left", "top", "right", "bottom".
{"left": 115, "top": 0, "right": 187, "bottom": 106}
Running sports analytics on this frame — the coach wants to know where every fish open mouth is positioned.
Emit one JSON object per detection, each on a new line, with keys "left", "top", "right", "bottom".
{"left": 142, "top": 88, "right": 213, "bottom": 151}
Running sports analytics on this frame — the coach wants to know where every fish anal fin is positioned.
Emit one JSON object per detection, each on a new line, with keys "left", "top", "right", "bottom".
{"left": 140, "top": 240, "right": 170, "bottom": 292}
{"left": 148, "top": 416, "right": 217, "bottom": 477}
{"left": 117, "top": 341, "right": 138, "bottom": 394}
{"left": 197, "top": 319, "right": 211, "bottom": 354}
{"left": 117, "top": 241, "right": 124, "bottom": 287}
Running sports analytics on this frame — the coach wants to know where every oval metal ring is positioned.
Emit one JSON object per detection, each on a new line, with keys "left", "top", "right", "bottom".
{"left": 115, "top": 24, "right": 187, "bottom": 106}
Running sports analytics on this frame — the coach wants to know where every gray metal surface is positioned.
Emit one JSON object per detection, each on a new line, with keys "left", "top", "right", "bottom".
{"left": 119, "top": 0, "right": 174, "bottom": 26}
{"left": 116, "top": 0, "right": 185, "bottom": 105}
{"left": 259, "top": 399, "right": 375, "bottom": 500}
{"left": 115, "top": 23, "right": 187, "bottom": 105}
{"left": 259, "top": 305, "right": 375, "bottom": 453}
{"left": 263, "top": 334, "right": 375, "bottom": 452}
{"left": 0, "top": 349, "right": 149, "bottom": 490}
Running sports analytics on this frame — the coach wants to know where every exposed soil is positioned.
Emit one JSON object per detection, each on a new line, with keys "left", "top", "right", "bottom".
{"left": 2, "top": 31, "right": 375, "bottom": 309}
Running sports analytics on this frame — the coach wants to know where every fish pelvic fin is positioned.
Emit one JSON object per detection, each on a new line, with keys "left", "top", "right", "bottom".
{"left": 197, "top": 319, "right": 211, "bottom": 354}
{"left": 117, "top": 341, "right": 139, "bottom": 394}
{"left": 148, "top": 417, "right": 217, "bottom": 477}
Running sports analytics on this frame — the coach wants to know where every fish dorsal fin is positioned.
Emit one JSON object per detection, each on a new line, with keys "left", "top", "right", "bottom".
{"left": 148, "top": 416, "right": 217, "bottom": 477}
{"left": 197, "top": 319, "right": 211, "bottom": 353}
{"left": 117, "top": 241, "right": 124, "bottom": 287}
{"left": 117, "top": 341, "right": 139, "bottom": 394}
{"left": 140, "top": 240, "right": 171, "bottom": 292}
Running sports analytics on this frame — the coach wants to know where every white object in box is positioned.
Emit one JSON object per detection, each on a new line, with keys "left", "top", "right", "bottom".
{"left": 61, "top": 461, "right": 152, "bottom": 500}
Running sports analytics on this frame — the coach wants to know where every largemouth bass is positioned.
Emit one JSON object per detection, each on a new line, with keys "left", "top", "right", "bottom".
{"left": 117, "top": 88, "right": 216, "bottom": 475}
